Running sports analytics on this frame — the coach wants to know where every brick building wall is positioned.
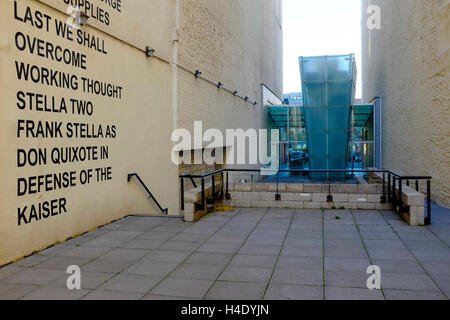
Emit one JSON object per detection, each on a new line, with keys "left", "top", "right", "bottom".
{"left": 362, "top": 0, "right": 449, "bottom": 207}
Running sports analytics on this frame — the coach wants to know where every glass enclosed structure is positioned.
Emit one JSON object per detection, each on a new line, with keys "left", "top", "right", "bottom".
{"left": 300, "top": 54, "right": 356, "bottom": 179}
{"left": 264, "top": 54, "right": 376, "bottom": 181}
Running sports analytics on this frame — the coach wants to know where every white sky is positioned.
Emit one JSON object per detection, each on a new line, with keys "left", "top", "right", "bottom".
{"left": 283, "top": 0, "right": 362, "bottom": 98}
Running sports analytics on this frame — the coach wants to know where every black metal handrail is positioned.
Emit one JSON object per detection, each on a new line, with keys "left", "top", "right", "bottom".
{"left": 128, "top": 173, "right": 168, "bottom": 215}
{"left": 179, "top": 168, "right": 432, "bottom": 225}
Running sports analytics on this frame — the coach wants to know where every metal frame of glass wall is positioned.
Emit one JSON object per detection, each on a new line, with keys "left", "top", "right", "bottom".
{"left": 266, "top": 105, "right": 307, "bottom": 174}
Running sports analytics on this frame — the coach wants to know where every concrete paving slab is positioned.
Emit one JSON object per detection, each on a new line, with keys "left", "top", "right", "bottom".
{"left": 124, "top": 260, "right": 178, "bottom": 277}
{"left": 142, "top": 250, "right": 191, "bottom": 263}
{"left": 208, "top": 234, "right": 248, "bottom": 244}
{"left": 37, "top": 243, "right": 74, "bottom": 256}
{"left": 170, "top": 263, "right": 224, "bottom": 280}
{"left": 403, "top": 240, "right": 448, "bottom": 250}
{"left": 82, "top": 289, "right": 143, "bottom": 300}
{"left": 324, "top": 257, "right": 370, "bottom": 272}
{"left": 35, "top": 256, "right": 92, "bottom": 270}
{"left": 3, "top": 268, "right": 65, "bottom": 285}
{"left": 359, "top": 231, "right": 399, "bottom": 240}
{"left": 158, "top": 240, "right": 202, "bottom": 252}
{"left": 271, "top": 268, "right": 323, "bottom": 286}
{"left": 171, "top": 232, "right": 212, "bottom": 242}
{"left": 60, "top": 246, "right": 111, "bottom": 259}
{"left": 411, "top": 249, "right": 450, "bottom": 263}
{"left": 0, "top": 283, "right": 38, "bottom": 300}
{"left": 219, "top": 266, "right": 273, "bottom": 283}
{"left": 151, "top": 278, "right": 213, "bottom": 299}
{"left": 325, "top": 287, "right": 384, "bottom": 300}
{"left": 82, "top": 258, "right": 135, "bottom": 274}
{"left": 0, "top": 265, "right": 27, "bottom": 280}
{"left": 367, "top": 248, "right": 415, "bottom": 261}
{"left": 136, "top": 231, "right": 177, "bottom": 241}
{"left": 98, "top": 274, "right": 161, "bottom": 294}
{"left": 13, "top": 255, "right": 50, "bottom": 268}
{"left": 324, "top": 239, "right": 364, "bottom": 248}
{"left": 371, "top": 258, "right": 425, "bottom": 274}
{"left": 246, "top": 235, "right": 285, "bottom": 246}
{"left": 381, "top": 273, "right": 441, "bottom": 292}
{"left": 276, "top": 256, "right": 322, "bottom": 270}
{"left": 205, "top": 281, "right": 266, "bottom": 300}
{"left": 264, "top": 284, "right": 323, "bottom": 300}
{"left": 364, "top": 239, "right": 407, "bottom": 249}
{"left": 21, "top": 286, "right": 90, "bottom": 300}
{"left": 421, "top": 261, "right": 450, "bottom": 276}
{"left": 433, "top": 275, "right": 450, "bottom": 292}
{"left": 119, "top": 239, "right": 166, "bottom": 250}
{"left": 325, "top": 246, "right": 367, "bottom": 259}
{"left": 185, "top": 253, "right": 233, "bottom": 267}
{"left": 2, "top": 207, "right": 449, "bottom": 301}
{"left": 50, "top": 271, "right": 116, "bottom": 290}
{"left": 98, "top": 248, "right": 149, "bottom": 262}
{"left": 230, "top": 255, "right": 278, "bottom": 269}
{"left": 325, "top": 271, "right": 367, "bottom": 289}
{"left": 142, "top": 294, "right": 197, "bottom": 300}
{"left": 198, "top": 241, "right": 242, "bottom": 254}
{"left": 383, "top": 289, "right": 447, "bottom": 300}
{"left": 280, "top": 245, "right": 323, "bottom": 258}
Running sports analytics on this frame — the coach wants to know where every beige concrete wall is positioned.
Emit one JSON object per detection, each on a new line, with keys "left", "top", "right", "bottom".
{"left": 0, "top": 0, "right": 284, "bottom": 266}
{"left": 362, "top": 0, "right": 450, "bottom": 207}
{"left": 0, "top": 0, "right": 178, "bottom": 266}
{"left": 176, "top": 0, "right": 283, "bottom": 136}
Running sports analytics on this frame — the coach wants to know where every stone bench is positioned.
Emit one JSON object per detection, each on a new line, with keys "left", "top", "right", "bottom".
{"left": 364, "top": 170, "right": 427, "bottom": 226}
{"left": 396, "top": 184, "right": 425, "bottom": 226}
{"left": 183, "top": 181, "right": 221, "bottom": 222}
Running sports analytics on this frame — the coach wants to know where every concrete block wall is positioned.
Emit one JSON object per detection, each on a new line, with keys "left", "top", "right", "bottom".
{"left": 182, "top": 179, "right": 427, "bottom": 225}
{"left": 227, "top": 183, "right": 391, "bottom": 212}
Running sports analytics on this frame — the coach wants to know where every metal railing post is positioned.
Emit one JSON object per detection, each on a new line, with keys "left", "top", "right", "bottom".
{"left": 221, "top": 171, "right": 224, "bottom": 200}
{"left": 426, "top": 180, "right": 431, "bottom": 225}
{"left": 226, "top": 171, "right": 230, "bottom": 199}
{"left": 381, "top": 172, "right": 387, "bottom": 203}
{"left": 387, "top": 173, "right": 391, "bottom": 203}
{"left": 327, "top": 172, "right": 333, "bottom": 202}
{"left": 392, "top": 176, "right": 397, "bottom": 210}
{"left": 415, "top": 180, "right": 419, "bottom": 192}
{"left": 201, "top": 178, "right": 205, "bottom": 211}
{"left": 275, "top": 171, "right": 281, "bottom": 201}
{"left": 398, "top": 178, "right": 403, "bottom": 213}
{"left": 181, "top": 178, "right": 185, "bottom": 211}
{"left": 212, "top": 174, "right": 216, "bottom": 203}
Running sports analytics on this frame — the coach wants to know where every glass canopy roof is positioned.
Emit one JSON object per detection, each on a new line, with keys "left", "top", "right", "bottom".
{"left": 267, "top": 106, "right": 304, "bottom": 129}
{"left": 352, "top": 104, "right": 374, "bottom": 128}
{"left": 267, "top": 104, "right": 374, "bottom": 131}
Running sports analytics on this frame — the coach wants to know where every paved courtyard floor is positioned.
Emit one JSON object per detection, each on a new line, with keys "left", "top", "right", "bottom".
{"left": 0, "top": 207, "right": 449, "bottom": 300}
